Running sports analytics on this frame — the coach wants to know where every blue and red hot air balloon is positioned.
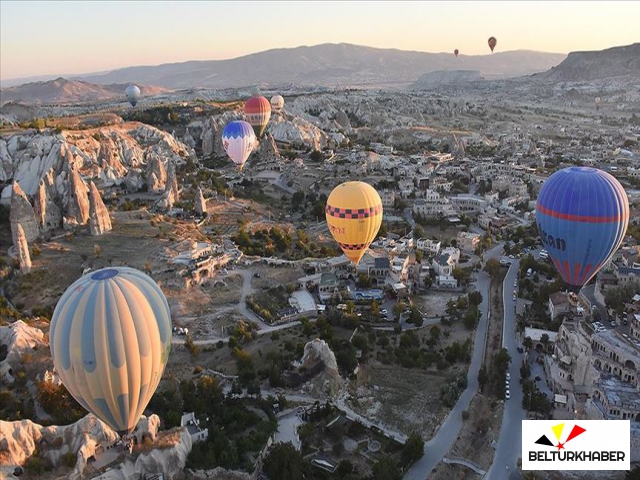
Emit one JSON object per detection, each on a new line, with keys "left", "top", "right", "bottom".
{"left": 535, "top": 167, "right": 629, "bottom": 292}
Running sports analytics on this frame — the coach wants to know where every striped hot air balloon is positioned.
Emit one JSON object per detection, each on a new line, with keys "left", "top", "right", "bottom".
{"left": 222, "top": 121, "right": 256, "bottom": 171}
{"left": 326, "top": 181, "right": 383, "bottom": 265}
{"left": 50, "top": 267, "right": 172, "bottom": 436}
{"left": 535, "top": 167, "right": 629, "bottom": 292}
{"left": 244, "top": 95, "right": 271, "bottom": 137}
{"left": 270, "top": 95, "right": 284, "bottom": 113}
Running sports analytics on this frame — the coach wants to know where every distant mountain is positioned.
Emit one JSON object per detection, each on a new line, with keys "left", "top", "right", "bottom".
{"left": 534, "top": 43, "right": 640, "bottom": 81}
{"left": 0, "top": 78, "right": 169, "bottom": 105}
{"left": 412, "top": 70, "right": 485, "bottom": 89}
{"left": 68, "top": 43, "right": 566, "bottom": 89}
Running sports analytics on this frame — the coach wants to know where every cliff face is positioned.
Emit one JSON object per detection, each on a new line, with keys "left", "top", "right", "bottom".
{"left": 412, "top": 70, "right": 485, "bottom": 89}
{"left": 535, "top": 43, "right": 640, "bottom": 81}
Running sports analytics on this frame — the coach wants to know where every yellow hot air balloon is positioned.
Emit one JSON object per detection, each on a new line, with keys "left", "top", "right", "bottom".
{"left": 325, "top": 181, "right": 383, "bottom": 265}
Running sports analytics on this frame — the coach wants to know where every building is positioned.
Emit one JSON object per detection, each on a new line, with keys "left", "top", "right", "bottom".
{"left": 549, "top": 292, "right": 572, "bottom": 320}
{"left": 524, "top": 327, "right": 557, "bottom": 353}
{"left": 318, "top": 273, "right": 341, "bottom": 301}
{"left": 456, "top": 232, "right": 481, "bottom": 252}
{"left": 379, "top": 189, "right": 397, "bottom": 208}
{"left": 450, "top": 195, "right": 488, "bottom": 213}
{"left": 180, "top": 412, "right": 208, "bottom": 443}
{"left": 509, "top": 181, "right": 529, "bottom": 197}
{"left": 416, "top": 238, "right": 441, "bottom": 255}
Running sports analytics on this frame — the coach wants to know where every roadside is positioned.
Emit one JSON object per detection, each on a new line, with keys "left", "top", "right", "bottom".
{"left": 483, "top": 268, "right": 507, "bottom": 374}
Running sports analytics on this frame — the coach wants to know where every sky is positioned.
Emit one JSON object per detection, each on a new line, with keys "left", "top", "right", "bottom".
{"left": 2, "top": 1, "right": 639, "bottom": 81}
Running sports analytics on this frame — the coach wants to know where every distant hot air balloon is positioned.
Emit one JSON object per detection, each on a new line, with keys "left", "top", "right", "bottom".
{"left": 125, "top": 85, "right": 141, "bottom": 107}
{"left": 454, "top": 49, "right": 459, "bottom": 57}
{"left": 488, "top": 37, "right": 497, "bottom": 53}
{"left": 595, "top": 97, "right": 601, "bottom": 104}
{"left": 222, "top": 120, "right": 256, "bottom": 171}
{"left": 535, "top": 167, "right": 629, "bottom": 292}
{"left": 244, "top": 96, "right": 271, "bottom": 137}
{"left": 50, "top": 267, "right": 172, "bottom": 437}
{"left": 326, "top": 181, "right": 383, "bottom": 265}
{"left": 271, "top": 95, "right": 285, "bottom": 113}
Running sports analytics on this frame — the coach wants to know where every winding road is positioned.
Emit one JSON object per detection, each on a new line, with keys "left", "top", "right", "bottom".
{"left": 404, "top": 243, "right": 503, "bottom": 480}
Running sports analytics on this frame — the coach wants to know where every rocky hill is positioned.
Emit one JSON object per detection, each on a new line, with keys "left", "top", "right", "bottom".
{"left": 412, "top": 70, "right": 485, "bottom": 89}
{"left": 70, "top": 43, "right": 565, "bottom": 89}
{"left": 0, "top": 78, "right": 169, "bottom": 106}
{"left": 534, "top": 43, "right": 640, "bottom": 81}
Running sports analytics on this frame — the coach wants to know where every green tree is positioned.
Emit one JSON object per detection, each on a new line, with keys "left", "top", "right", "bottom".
{"left": 371, "top": 300, "right": 380, "bottom": 316}
{"left": 484, "top": 258, "right": 501, "bottom": 278}
{"left": 371, "top": 455, "right": 401, "bottom": 480}
{"left": 263, "top": 443, "right": 306, "bottom": 480}
{"left": 401, "top": 432, "right": 425, "bottom": 465}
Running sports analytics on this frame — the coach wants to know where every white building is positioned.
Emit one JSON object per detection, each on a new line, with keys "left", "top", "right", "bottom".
{"left": 416, "top": 238, "right": 441, "bottom": 255}
{"left": 180, "top": 412, "right": 208, "bottom": 443}
{"left": 457, "top": 232, "right": 481, "bottom": 252}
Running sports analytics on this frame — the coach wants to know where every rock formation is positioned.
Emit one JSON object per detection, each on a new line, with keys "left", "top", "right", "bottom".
{"left": 256, "top": 133, "right": 281, "bottom": 164}
{"left": 33, "top": 169, "right": 62, "bottom": 230}
{"left": 182, "top": 127, "right": 196, "bottom": 148}
{"left": 0, "top": 320, "right": 46, "bottom": 385}
{"left": 297, "top": 338, "right": 344, "bottom": 398}
{"left": 124, "top": 169, "right": 144, "bottom": 193}
{"left": 14, "top": 224, "right": 32, "bottom": 274}
{"left": 201, "top": 114, "right": 239, "bottom": 158}
{"left": 0, "top": 413, "right": 175, "bottom": 480}
{"left": 165, "top": 162, "right": 179, "bottom": 202}
{"left": 195, "top": 187, "right": 207, "bottom": 216}
{"left": 146, "top": 154, "right": 167, "bottom": 193}
{"left": 64, "top": 165, "right": 90, "bottom": 226}
{"left": 88, "top": 182, "right": 112, "bottom": 236}
{"left": 10, "top": 181, "right": 39, "bottom": 245}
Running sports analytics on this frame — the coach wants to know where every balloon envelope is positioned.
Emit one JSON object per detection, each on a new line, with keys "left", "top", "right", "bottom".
{"left": 222, "top": 121, "right": 256, "bottom": 171}
{"left": 50, "top": 267, "right": 172, "bottom": 436}
{"left": 454, "top": 49, "right": 459, "bottom": 57}
{"left": 326, "top": 181, "right": 383, "bottom": 265}
{"left": 535, "top": 167, "right": 629, "bottom": 291}
{"left": 244, "top": 96, "right": 271, "bottom": 137}
{"left": 488, "top": 37, "right": 497, "bottom": 52}
{"left": 270, "top": 95, "right": 285, "bottom": 113}
{"left": 125, "top": 85, "right": 141, "bottom": 107}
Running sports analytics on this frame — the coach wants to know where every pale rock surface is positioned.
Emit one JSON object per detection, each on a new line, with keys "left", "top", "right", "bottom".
{"left": 195, "top": 187, "right": 207, "bottom": 216}
{"left": 183, "top": 127, "right": 196, "bottom": 148}
{"left": 10, "top": 181, "right": 39, "bottom": 245}
{"left": 0, "top": 414, "right": 169, "bottom": 480}
{"left": 14, "top": 224, "right": 32, "bottom": 273}
{"left": 298, "top": 338, "right": 344, "bottom": 398}
{"left": 0, "top": 320, "right": 46, "bottom": 385}
{"left": 64, "top": 165, "right": 90, "bottom": 227}
{"left": 256, "top": 133, "right": 281, "bottom": 164}
{"left": 88, "top": 181, "right": 112, "bottom": 236}
{"left": 124, "top": 169, "right": 144, "bottom": 193}
{"left": 165, "top": 162, "right": 179, "bottom": 202}
{"left": 146, "top": 154, "right": 167, "bottom": 193}
{"left": 33, "top": 169, "right": 62, "bottom": 230}
{"left": 201, "top": 113, "right": 240, "bottom": 158}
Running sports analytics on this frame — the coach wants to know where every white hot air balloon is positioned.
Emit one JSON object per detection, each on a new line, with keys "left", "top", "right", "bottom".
{"left": 125, "top": 85, "right": 141, "bottom": 107}
{"left": 270, "top": 95, "right": 284, "bottom": 113}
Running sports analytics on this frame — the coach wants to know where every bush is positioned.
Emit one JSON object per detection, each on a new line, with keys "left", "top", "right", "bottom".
{"left": 462, "top": 410, "right": 470, "bottom": 420}
{"left": 61, "top": 451, "right": 76, "bottom": 468}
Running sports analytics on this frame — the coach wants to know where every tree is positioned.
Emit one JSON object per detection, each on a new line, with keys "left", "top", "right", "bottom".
{"left": 401, "top": 432, "right": 425, "bottom": 465}
{"left": 415, "top": 250, "right": 424, "bottom": 263}
{"left": 468, "top": 291, "right": 483, "bottom": 307}
{"left": 540, "top": 333, "right": 549, "bottom": 346}
{"left": 94, "top": 244, "right": 101, "bottom": 258}
{"left": 337, "top": 459, "right": 356, "bottom": 478}
{"left": 310, "top": 150, "right": 323, "bottom": 162}
{"left": 523, "top": 336, "right": 533, "bottom": 349}
{"left": 371, "top": 455, "right": 401, "bottom": 480}
{"left": 371, "top": 300, "right": 380, "bottom": 317}
{"left": 263, "top": 443, "right": 306, "bottom": 480}
{"left": 484, "top": 258, "right": 501, "bottom": 278}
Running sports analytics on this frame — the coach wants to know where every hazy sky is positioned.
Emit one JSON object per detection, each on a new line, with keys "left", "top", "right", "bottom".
{"left": 2, "top": 1, "right": 639, "bottom": 80}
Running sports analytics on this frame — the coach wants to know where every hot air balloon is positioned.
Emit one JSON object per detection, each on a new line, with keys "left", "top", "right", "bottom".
{"left": 325, "top": 181, "right": 383, "bottom": 265}
{"left": 454, "top": 49, "right": 459, "bottom": 57}
{"left": 271, "top": 95, "right": 285, "bottom": 113}
{"left": 50, "top": 267, "right": 172, "bottom": 437}
{"left": 244, "top": 96, "right": 271, "bottom": 137}
{"left": 125, "top": 85, "right": 141, "bottom": 107}
{"left": 488, "top": 37, "right": 497, "bottom": 53}
{"left": 535, "top": 167, "right": 629, "bottom": 292}
{"left": 222, "top": 120, "right": 256, "bottom": 171}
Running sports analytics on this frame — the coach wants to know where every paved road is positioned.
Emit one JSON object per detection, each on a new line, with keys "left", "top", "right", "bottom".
{"left": 404, "top": 243, "right": 503, "bottom": 480}
{"left": 485, "top": 259, "right": 527, "bottom": 477}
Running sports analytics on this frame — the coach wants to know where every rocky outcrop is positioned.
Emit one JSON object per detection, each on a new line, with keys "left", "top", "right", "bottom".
{"left": 124, "top": 169, "right": 144, "bottom": 193}
{"left": 256, "top": 133, "right": 281, "bottom": 164}
{"left": 14, "top": 224, "right": 32, "bottom": 273}
{"left": 0, "top": 320, "right": 46, "bottom": 385}
{"left": 64, "top": 165, "right": 90, "bottom": 227}
{"left": 0, "top": 414, "right": 171, "bottom": 480}
{"left": 297, "top": 338, "right": 344, "bottom": 398}
{"left": 183, "top": 127, "right": 196, "bottom": 148}
{"left": 88, "top": 181, "right": 112, "bottom": 236}
{"left": 411, "top": 70, "right": 485, "bottom": 89}
{"left": 91, "top": 428, "right": 192, "bottom": 480}
{"left": 165, "top": 163, "right": 179, "bottom": 202}
{"left": 195, "top": 187, "right": 207, "bottom": 216}
{"left": 10, "top": 181, "right": 39, "bottom": 245}
{"left": 146, "top": 154, "right": 167, "bottom": 193}
{"left": 269, "top": 112, "right": 346, "bottom": 150}
{"left": 33, "top": 169, "right": 62, "bottom": 230}
{"left": 334, "top": 110, "right": 351, "bottom": 131}
{"left": 201, "top": 113, "right": 240, "bottom": 158}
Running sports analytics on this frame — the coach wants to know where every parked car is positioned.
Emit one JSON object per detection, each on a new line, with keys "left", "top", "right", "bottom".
{"left": 513, "top": 280, "right": 518, "bottom": 287}
{"left": 506, "top": 373, "right": 511, "bottom": 380}
{"left": 381, "top": 309, "right": 388, "bottom": 315}
{"left": 505, "top": 390, "right": 511, "bottom": 400}
{"left": 517, "top": 346, "right": 524, "bottom": 353}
